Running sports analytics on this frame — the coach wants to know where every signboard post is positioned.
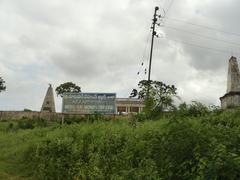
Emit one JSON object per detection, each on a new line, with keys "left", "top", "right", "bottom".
{"left": 62, "top": 93, "right": 116, "bottom": 115}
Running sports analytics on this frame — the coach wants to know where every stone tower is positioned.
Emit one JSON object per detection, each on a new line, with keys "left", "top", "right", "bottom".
{"left": 41, "top": 84, "right": 56, "bottom": 112}
{"left": 220, "top": 56, "right": 240, "bottom": 109}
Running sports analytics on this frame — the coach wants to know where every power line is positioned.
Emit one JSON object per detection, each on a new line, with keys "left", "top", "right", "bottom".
{"left": 162, "top": 25, "right": 240, "bottom": 47}
{"left": 165, "top": 0, "right": 175, "bottom": 15}
{"left": 162, "top": 0, "right": 168, "bottom": 9}
{"left": 165, "top": 17, "right": 240, "bottom": 37}
{"left": 137, "top": 30, "right": 151, "bottom": 76}
{"left": 163, "top": 36, "right": 239, "bottom": 55}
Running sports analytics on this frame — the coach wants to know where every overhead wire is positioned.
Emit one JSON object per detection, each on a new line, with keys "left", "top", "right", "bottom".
{"left": 131, "top": 2, "right": 240, "bottom": 98}
{"left": 131, "top": 26, "right": 152, "bottom": 97}
{"left": 162, "top": 35, "right": 240, "bottom": 56}
{"left": 136, "top": 30, "right": 151, "bottom": 79}
{"left": 164, "top": 17, "right": 240, "bottom": 37}
{"left": 162, "top": 25, "right": 240, "bottom": 47}
{"left": 165, "top": 0, "right": 175, "bottom": 16}
{"left": 157, "top": 3, "right": 240, "bottom": 57}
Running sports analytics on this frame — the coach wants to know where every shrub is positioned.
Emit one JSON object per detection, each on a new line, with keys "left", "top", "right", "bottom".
{"left": 17, "top": 118, "right": 34, "bottom": 129}
{"left": 3, "top": 108, "right": 240, "bottom": 179}
{"left": 178, "top": 101, "right": 210, "bottom": 117}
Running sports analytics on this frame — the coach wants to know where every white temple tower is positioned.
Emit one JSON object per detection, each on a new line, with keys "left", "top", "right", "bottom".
{"left": 41, "top": 84, "right": 56, "bottom": 112}
{"left": 220, "top": 56, "right": 240, "bottom": 109}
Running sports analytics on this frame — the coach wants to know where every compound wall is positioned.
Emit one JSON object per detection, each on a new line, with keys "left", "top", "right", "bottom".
{"left": 0, "top": 111, "right": 62, "bottom": 121}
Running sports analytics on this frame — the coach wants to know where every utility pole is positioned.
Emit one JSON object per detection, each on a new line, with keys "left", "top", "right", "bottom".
{"left": 147, "top": 6, "right": 159, "bottom": 98}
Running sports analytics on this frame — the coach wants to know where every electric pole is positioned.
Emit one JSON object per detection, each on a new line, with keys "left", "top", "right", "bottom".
{"left": 147, "top": 6, "right": 159, "bottom": 98}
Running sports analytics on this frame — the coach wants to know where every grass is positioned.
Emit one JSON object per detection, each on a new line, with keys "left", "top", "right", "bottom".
{"left": 0, "top": 118, "right": 166, "bottom": 179}
{"left": 0, "top": 109, "right": 240, "bottom": 179}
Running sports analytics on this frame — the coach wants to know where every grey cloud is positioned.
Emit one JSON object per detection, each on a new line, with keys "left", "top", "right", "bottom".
{"left": 157, "top": 0, "right": 240, "bottom": 73}
{"left": 52, "top": 43, "right": 103, "bottom": 78}
{"left": 0, "top": 0, "right": 239, "bottom": 111}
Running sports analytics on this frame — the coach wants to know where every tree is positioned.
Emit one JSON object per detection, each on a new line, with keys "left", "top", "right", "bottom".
{"left": 55, "top": 82, "right": 81, "bottom": 97}
{"left": 0, "top": 77, "right": 6, "bottom": 92}
{"left": 129, "top": 89, "right": 138, "bottom": 98}
{"left": 138, "top": 80, "right": 178, "bottom": 117}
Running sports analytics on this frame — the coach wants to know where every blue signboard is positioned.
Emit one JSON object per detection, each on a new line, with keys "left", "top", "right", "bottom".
{"left": 62, "top": 92, "right": 116, "bottom": 114}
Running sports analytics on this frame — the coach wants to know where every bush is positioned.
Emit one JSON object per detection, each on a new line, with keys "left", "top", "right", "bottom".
{"left": 17, "top": 118, "right": 34, "bottom": 129}
{"left": 178, "top": 101, "right": 210, "bottom": 117}
{"left": 16, "top": 117, "right": 48, "bottom": 130}
{"left": 63, "top": 114, "right": 109, "bottom": 125}
{"left": 18, "top": 114, "right": 240, "bottom": 179}
{"left": 2, "top": 109, "right": 240, "bottom": 179}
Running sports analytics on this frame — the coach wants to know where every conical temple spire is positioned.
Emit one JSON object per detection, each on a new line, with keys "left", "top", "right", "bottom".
{"left": 227, "top": 56, "right": 240, "bottom": 92}
{"left": 41, "top": 84, "right": 56, "bottom": 112}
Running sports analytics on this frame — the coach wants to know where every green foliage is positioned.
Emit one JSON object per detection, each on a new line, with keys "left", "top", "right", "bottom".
{"left": 2, "top": 109, "right": 240, "bottom": 179}
{"left": 130, "top": 113, "right": 148, "bottom": 123}
{"left": 176, "top": 102, "right": 223, "bottom": 119}
{"left": 178, "top": 101, "right": 210, "bottom": 117}
{"left": 63, "top": 114, "right": 111, "bottom": 125}
{"left": 0, "top": 77, "right": 6, "bottom": 92}
{"left": 55, "top": 82, "right": 81, "bottom": 97}
{"left": 23, "top": 109, "right": 32, "bottom": 112}
{"left": 138, "top": 80, "right": 178, "bottom": 118}
{"left": 143, "top": 97, "right": 155, "bottom": 117}
{"left": 22, "top": 118, "right": 48, "bottom": 129}
{"left": 17, "top": 118, "right": 34, "bottom": 130}
{"left": 4, "top": 117, "right": 50, "bottom": 131}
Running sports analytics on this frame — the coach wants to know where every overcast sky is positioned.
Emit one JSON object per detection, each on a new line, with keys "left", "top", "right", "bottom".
{"left": 0, "top": 0, "right": 240, "bottom": 112}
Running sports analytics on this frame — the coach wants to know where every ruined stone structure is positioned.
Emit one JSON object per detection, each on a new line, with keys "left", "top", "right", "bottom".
{"left": 41, "top": 84, "right": 56, "bottom": 112}
{"left": 220, "top": 56, "right": 240, "bottom": 109}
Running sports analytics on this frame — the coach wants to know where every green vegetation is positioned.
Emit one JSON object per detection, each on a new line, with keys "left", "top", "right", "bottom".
{"left": 55, "top": 82, "right": 81, "bottom": 97}
{"left": 0, "top": 77, "right": 6, "bottom": 92}
{"left": 138, "top": 80, "right": 178, "bottom": 119}
{"left": 1, "top": 104, "right": 240, "bottom": 179}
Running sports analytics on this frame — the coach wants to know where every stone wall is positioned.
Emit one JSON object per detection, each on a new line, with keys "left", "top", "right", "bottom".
{"left": 220, "top": 93, "right": 240, "bottom": 109}
{"left": 0, "top": 111, "right": 117, "bottom": 121}
{"left": 0, "top": 111, "right": 63, "bottom": 121}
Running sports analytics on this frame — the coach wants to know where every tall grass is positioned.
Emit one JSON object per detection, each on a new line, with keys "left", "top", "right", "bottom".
{"left": 1, "top": 108, "right": 240, "bottom": 179}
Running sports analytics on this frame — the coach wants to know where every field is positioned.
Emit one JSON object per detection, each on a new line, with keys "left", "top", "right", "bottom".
{"left": 1, "top": 108, "right": 240, "bottom": 179}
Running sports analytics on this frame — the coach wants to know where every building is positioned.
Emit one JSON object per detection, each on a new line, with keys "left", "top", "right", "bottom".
{"left": 116, "top": 98, "right": 144, "bottom": 114}
{"left": 220, "top": 56, "right": 240, "bottom": 109}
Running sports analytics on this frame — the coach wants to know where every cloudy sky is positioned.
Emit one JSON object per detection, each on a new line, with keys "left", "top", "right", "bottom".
{"left": 0, "top": 0, "right": 240, "bottom": 112}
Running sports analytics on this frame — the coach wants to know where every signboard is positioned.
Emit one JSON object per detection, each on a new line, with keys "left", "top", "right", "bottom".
{"left": 62, "top": 92, "right": 116, "bottom": 114}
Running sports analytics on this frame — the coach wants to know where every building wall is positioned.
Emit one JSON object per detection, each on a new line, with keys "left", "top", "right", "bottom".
{"left": 116, "top": 98, "right": 144, "bottom": 114}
